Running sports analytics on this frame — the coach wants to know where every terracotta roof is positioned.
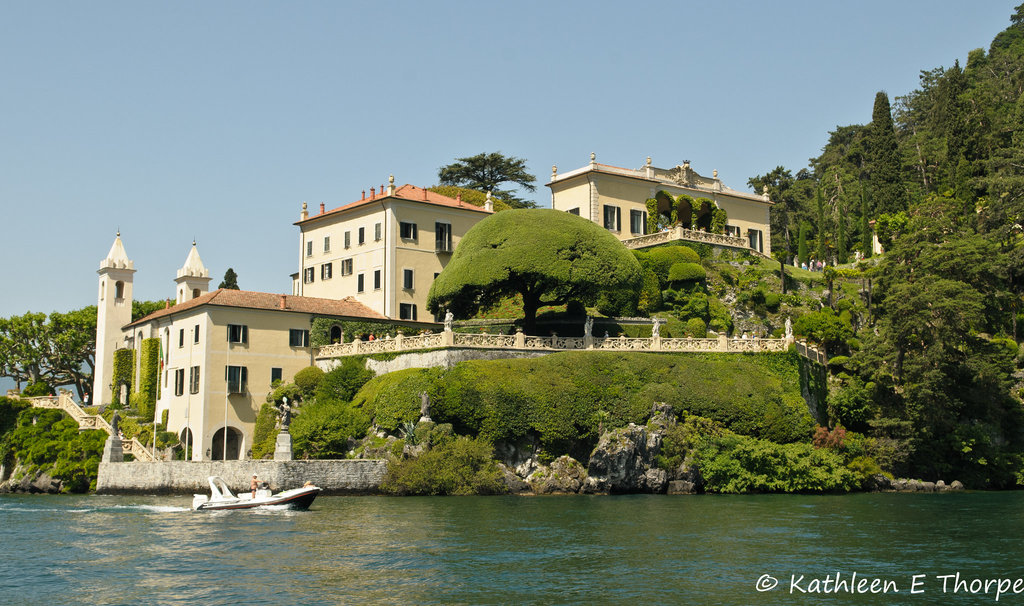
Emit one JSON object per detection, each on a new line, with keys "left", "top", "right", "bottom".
{"left": 296, "top": 184, "right": 492, "bottom": 226}
{"left": 126, "top": 289, "right": 387, "bottom": 328}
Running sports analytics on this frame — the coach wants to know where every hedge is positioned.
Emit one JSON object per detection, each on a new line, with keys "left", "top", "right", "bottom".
{"left": 111, "top": 348, "right": 135, "bottom": 406}
{"left": 668, "top": 262, "right": 707, "bottom": 283}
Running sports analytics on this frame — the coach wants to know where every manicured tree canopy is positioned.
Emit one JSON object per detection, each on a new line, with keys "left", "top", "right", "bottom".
{"left": 427, "top": 209, "right": 642, "bottom": 334}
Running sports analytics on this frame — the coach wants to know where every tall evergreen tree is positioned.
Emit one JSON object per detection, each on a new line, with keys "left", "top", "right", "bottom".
{"left": 815, "top": 184, "right": 826, "bottom": 260}
{"left": 865, "top": 92, "right": 908, "bottom": 217}
{"left": 836, "top": 202, "right": 848, "bottom": 264}
{"left": 219, "top": 268, "right": 239, "bottom": 290}
{"left": 860, "top": 183, "right": 872, "bottom": 258}
{"left": 797, "top": 223, "right": 809, "bottom": 266}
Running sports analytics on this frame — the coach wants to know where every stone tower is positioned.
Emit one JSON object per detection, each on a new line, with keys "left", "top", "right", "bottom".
{"left": 174, "top": 241, "right": 211, "bottom": 304}
{"left": 93, "top": 233, "right": 135, "bottom": 405}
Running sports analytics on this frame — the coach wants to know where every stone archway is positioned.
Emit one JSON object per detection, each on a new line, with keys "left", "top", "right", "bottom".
{"left": 330, "top": 325, "right": 342, "bottom": 344}
{"left": 211, "top": 426, "right": 243, "bottom": 460}
{"left": 179, "top": 427, "right": 194, "bottom": 460}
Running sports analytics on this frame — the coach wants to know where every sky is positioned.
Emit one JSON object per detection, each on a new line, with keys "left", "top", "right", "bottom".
{"left": 0, "top": 1, "right": 1019, "bottom": 321}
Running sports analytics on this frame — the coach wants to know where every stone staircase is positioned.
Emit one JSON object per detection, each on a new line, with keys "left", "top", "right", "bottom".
{"left": 28, "top": 392, "right": 156, "bottom": 462}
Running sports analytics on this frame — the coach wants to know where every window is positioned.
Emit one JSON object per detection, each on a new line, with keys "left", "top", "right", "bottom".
{"left": 344, "top": 231, "right": 351, "bottom": 249}
{"left": 289, "top": 329, "right": 310, "bottom": 347}
{"left": 321, "top": 263, "right": 332, "bottom": 280}
{"left": 373, "top": 270, "right": 381, "bottom": 290}
{"left": 306, "top": 241, "right": 313, "bottom": 257}
{"left": 357, "top": 274, "right": 365, "bottom": 293}
{"left": 567, "top": 207, "right": 580, "bottom": 216}
{"left": 227, "top": 324, "right": 248, "bottom": 344}
{"left": 114, "top": 281, "right": 125, "bottom": 299}
{"left": 403, "top": 269, "right": 414, "bottom": 290}
{"left": 358, "top": 227, "right": 365, "bottom": 245}
{"left": 400, "top": 221, "right": 417, "bottom": 240}
{"left": 747, "top": 229, "right": 764, "bottom": 253}
{"left": 375, "top": 223, "right": 382, "bottom": 241}
{"left": 226, "top": 365, "right": 248, "bottom": 394}
{"left": 341, "top": 258, "right": 353, "bottom": 276}
{"left": 174, "top": 368, "right": 185, "bottom": 396}
{"left": 178, "top": 328, "right": 184, "bottom": 348}
{"left": 726, "top": 225, "right": 741, "bottom": 238}
{"left": 323, "top": 236, "right": 330, "bottom": 252}
{"left": 192, "top": 288, "right": 200, "bottom": 299}
{"left": 603, "top": 205, "right": 621, "bottom": 231}
{"left": 271, "top": 367, "right": 283, "bottom": 385}
{"left": 630, "top": 209, "right": 647, "bottom": 235}
{"left": 399, "top": 303, "right": 417, "bottom": 321}
{"left": 194, "top": 325, "right": 200, "bottom": 343}
{"left": 189, "top": 366, "right": 200, "bottom": 394}
{"left": 303, "top": 267, "right": 315, "bottom": 284}
{"left": 435, "top": 222, "right": 452, "bottom": 252}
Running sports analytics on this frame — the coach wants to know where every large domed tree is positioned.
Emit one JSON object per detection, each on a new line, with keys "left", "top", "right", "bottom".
{"left": 427, "top": 209, "right": 642, "bottom": 334}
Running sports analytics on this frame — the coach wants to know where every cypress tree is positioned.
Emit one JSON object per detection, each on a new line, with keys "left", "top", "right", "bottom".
{"left": 815, "top": 184, "right": 826, "bottom": 260}
{"left": 866, "top": 92, "right": 908, "bottom": 217}
{"left": 219, "top": 268, "right": 240, "bottom": 290}
{"left": 798, "top": 223, "right": 809, "bottom": 266}
{"left": 836, "top": 202, "right": 848, "bottom": 264}
{"left": 860, "top": 183, "right": 872, "bottom": 259}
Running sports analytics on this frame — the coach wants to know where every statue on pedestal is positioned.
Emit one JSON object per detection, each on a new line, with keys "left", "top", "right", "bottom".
{"left": 785, "top": 317, "right": 793, "bottom": 339}
{"left": 444, "top": 309, "right": 454, "bottom": 332}
{"left": 584, "top": 315, "right": 593, "bottom": 338}
{"left": 652, "top": 317, "right": 662, "bottom": 338}
{"left": 279, "top": 396, "right": 292, "bottom": 431}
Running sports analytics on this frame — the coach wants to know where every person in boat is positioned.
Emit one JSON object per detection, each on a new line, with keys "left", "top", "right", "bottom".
{"left": 250, "top": 474, "right": 259, "bottom": 498}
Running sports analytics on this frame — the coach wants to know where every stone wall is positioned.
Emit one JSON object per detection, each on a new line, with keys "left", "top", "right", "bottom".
{"left": 322, "top": 347, "right": 551, "bottom": 376}
{"left": 96, "top": 459, "right": 387, "bottom": 495}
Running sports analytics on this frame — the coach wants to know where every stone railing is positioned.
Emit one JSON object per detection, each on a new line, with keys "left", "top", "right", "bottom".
{"left": 794, "top": 340, "right": 828, "bottom": 365}
{"left": 28, "top": 392, "right": 156, "bottom": 462}
{"left": 316, "top": 329, "right": 809, "bottom": 361}
{"left": 622, "top": 225, "right": 751, "bottom": 251}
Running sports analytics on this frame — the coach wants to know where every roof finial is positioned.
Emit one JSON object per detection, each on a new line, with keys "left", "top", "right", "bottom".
{"left": 590, "top": 152, "right": 596, "bottom": 163}
{"left": 646, "top": 156, "right": 651, "bottom": 167}
{"left": 552, "top": 165, "right": 557, "bottom": 177}
{"left": 193, "top": 238, "right": 196, "bottom": 246}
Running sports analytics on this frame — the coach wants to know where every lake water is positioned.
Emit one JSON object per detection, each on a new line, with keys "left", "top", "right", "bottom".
{"left": 2, "top": 491, "right": 1023, "bottom": 605}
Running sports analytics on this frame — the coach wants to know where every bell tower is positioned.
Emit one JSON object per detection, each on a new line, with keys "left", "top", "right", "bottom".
{"left": 175, "top": 240, "right": 211, "bottom": 304}
{"left": 94, "top": 232, "right": 136, "bottom": 405}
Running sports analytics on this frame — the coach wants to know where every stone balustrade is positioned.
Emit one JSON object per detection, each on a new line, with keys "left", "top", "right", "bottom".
{"left": 315, "top": 328, "right": 817, "bottom": 363}
{"left": 622, "top": 225, "right": 752, "bottom": 251}
{"left": 28, "top": 392, "right": 156, "bottom": 462}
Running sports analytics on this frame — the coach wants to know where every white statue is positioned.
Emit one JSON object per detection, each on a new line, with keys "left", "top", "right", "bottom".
{"left": 785, "top": 317, "right": 793, "bottom": 339}
{"left": 584, "top": 315, "right": 593, "bottom": 338}
{"left": 652, "top": 317, "right": 661, "bottom": 338}
{"left": 444, "top": 309, "right": 454, "bottom": 332}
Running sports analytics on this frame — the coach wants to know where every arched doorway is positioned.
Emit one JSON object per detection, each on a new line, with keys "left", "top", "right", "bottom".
{"left": 179, "top": 427, "right": 194, "bottom": 461}
{"left": 211, "top": 427, "right": 243, "bottom": 460}
{"left": 330, "top": 325, "right": 342, "bottom": 344}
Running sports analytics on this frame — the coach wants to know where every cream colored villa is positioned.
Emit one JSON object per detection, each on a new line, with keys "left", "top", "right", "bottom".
{"left": 293, "top": 177, "right": 493, "bottom": 321}
{"left": 547, "top": 155, "right": 773, "bottom": 255}
{"left": 93, "top": 235, "right": 391, "bottom": 460}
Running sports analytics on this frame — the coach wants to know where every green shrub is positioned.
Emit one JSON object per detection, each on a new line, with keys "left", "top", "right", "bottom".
{"left": 381, "top": 435, "right": 507, "bottom": 495}
{"left": 251, "top": 402, "right": 279, "bottom": 459}
{"left": 793, "top": 308, "right": 853, "bottom": 351}
{"left": 291, "top": 399, "right": 371, "bottom": 459}
{"left": 315, "top": 358, "right": 375, "bottom": 404}
{"left": 645, "top": 246, "right": 702, "bottom": 285}
{"left": 668, "top": 262, "right": 706, "bottom": 283}
{"left": 764, "top": 293, "right": 781, "bottom": 312}
{"left": 351, "top": 367, "right": 439, "bottom": 431}
{"left": 7, "top": 408, "right": 106, "bottom": 492}
{"left": 22, "top": 382, "right": 53, "bottom": 397}
{"left": 293, "top": 366, "right": 325, "bottom": 398}
{"left": 686, "top": 318, "right": 707, "bottom": 338}
{"left": 111, "top": 348, "right": 135, "bottom": 406}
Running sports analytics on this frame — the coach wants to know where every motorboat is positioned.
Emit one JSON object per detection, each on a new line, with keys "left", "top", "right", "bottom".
{"left": 192, "top": 476, "right": 320, "bottom": 511}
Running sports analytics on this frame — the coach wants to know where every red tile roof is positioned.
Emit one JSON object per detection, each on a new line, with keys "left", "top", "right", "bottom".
{"left": 296, "top": 184, "right": 492, "bottom": 225}
{"left": 126, "top": 289, "right": 386, "bottom": 328}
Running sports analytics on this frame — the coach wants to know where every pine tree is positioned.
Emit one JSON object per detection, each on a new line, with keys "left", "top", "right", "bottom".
{"left": 219, "top": 268, "right": 239, "bottom": 290}
{"left": 865, "top": 92, "right": 908, "bottom": 217}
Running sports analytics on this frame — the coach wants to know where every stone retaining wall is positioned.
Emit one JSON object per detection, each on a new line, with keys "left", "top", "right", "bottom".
{"left": 96, "top": 459, "right": 387, "bottom": 495}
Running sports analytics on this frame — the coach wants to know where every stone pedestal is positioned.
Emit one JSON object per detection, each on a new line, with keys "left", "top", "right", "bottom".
{"left": 274, "top": 431, "right": 293, "bottom": 461}
{"left": 102, "top": 436, "right": 123, "bottom": 463}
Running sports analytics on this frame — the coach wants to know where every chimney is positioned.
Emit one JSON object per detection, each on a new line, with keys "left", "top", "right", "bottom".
{"left": 361, "top": 190, "right": 366, "bottom": 200}
{"left": 370, "top": 187, "right": 376, "bottom": 198}
{"left": 456, "top": 193, "right": 462, "bottom": 203}
{"left": 423, "top": 187, "right": 428, "bottom": 200}
{"left": 279, "top": 294, "right": 287, "bottom": 310}
{"left": 165, "top": 298, "right": 170, "bottom": 309}
{"left": 320, "top": 202, "right": 325, "bottom": 214}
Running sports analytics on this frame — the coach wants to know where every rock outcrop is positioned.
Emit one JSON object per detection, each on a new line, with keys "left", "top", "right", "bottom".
{"left": 0, "top": 464, "right": 62, "bottom": 494}
{"left": 584, "top": 423, "right": 666, "bottom": 494}
{"left": 528, "top": 455, "right": 587, "bottom": 494}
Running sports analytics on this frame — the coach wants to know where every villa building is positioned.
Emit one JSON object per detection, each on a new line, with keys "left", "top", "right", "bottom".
{"left": 547, "top": 155, "right": 773, "bottom": 255}
{"left": 93, "top": 235, "right": 395, "bottom": 461}
{"left": 293, "top": 176, "right": 493, "bottom": 321}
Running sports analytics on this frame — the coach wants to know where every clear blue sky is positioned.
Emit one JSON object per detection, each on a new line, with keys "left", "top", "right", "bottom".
{"left": 0, "top": 1, "right": 1018, "bottom": 320}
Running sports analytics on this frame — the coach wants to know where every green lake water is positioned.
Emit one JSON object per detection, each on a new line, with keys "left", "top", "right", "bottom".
{"left": 2, "top": 492, "right": 1022, "bottom": 604}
